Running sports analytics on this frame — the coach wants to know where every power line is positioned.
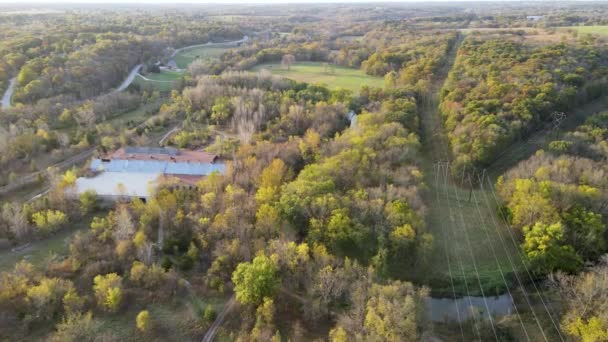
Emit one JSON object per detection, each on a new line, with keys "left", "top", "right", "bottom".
{"left": 483, "top": 175, "right": 566, "bottom": 342}
{"left": 467, "top": 172, "right": 531, "bottom": 341}
{"left": 475, "top": 172, "right": 548, "bottom": 341}
{"left": 434, "top": 162, "right": 466, "bottom": 340}
{"left": 441, "top": 161, "right": 482, "bottom": 340}
{"left": 450, "top": 165, "right": 499, "bottom": 340}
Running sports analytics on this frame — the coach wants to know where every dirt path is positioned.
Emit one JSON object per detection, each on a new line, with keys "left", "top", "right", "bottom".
{"left": 202, "top": 295, "right": 236, "bottom": 342}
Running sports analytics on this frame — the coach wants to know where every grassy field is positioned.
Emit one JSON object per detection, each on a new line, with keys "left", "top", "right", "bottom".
{"left": 562, "top": 25, "right": 608, "bottom": 35}
{"left": 106, "top": 99, "right": 165, "bottom": 127}
{"left": 142, "top": 70, "right": 184, "bottom": 82}
{"left": 423, "top": 172, "right": 524, "bottom": 296}
{"left": 250, "top": 62, "right": 384, "bottom": 93}
{"left": 0, "top": 215, "right": 99, "bottom": 272}
{"left": 174, "top": 46, "right": 232, "bottom": 69}
{"left": 134, "top": 74, "right": 178, "bottom": 92}
{"left": 414, "top": 35, "right": 525, "bottom": 297}
{"left": 93, "top": 295, "right": 228, "bottom": 341}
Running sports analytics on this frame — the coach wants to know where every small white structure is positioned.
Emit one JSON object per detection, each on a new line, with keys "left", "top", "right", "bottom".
{"left": 526, "top": 15, "right": 543, "bottom": 21}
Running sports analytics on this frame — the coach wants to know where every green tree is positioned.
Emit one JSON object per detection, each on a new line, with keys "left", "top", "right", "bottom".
{"left": 93, "top": 273, "right": 123, "bottom": 312}
{"left": 31, "top": 210, "right": 67, "bottom": 235}
{"left": 563, "top": 206, "right": 606, "bottom": 260}
{"left": 136, "top": 310, "right": 151, "bottom": 332}
{"left": 329, "top": 327, "right": 349, "bottom": 342}
{"left": 26, "top": 277, "right": 74, "bottom": 321}
{"left": 50, "top": 312, "right": 101, "bottom": 342}
{"left": 211, "top": 97, "right": 233, "bottom": 124}
{"left": 363, "top": 281, "right": 423, "bottom": 341}
{"left": 522, "top": 222, "right": 582, "bottom": 274}
{"left": 566, "top": 317, "right": 608, "bottom": 342}
{"left": 232, "top": 254, "right": 279, "bottom": 305}
{"left": 79, "top": 190, "right": 98, "bottom": 215}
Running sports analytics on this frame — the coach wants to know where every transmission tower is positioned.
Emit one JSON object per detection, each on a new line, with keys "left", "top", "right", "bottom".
{"left": 551, "top": 111, "right": 566, "bottom": 138}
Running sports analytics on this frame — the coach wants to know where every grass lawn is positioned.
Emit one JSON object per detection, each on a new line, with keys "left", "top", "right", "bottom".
{"left": 422, "top": 176, "right": 524, "bottom": 297}
{"left": 93, "top": 295, "right": 228, "bottom": 341}
{"left": 142, "top": 70, "right": 184, "bottom": 82}
{"left": 250, "top": 62, "right": 384, "bottom": 93}
{"left": 0, "top": 214, "right": 102, "bottom": 272}
{"left": 106, "top": 99, "right": 165, "bottom": 127}
{"left": 562, "top": 25, "right": 608, "bottom": 35}
{"left": 415, "top": 42, "right": 524, "bottom": 297}
{"left": 134, "top": 75, "right": 178, "bottom": 92}
{"left": 174, "top": 46, "right": 232, "bottom": 69}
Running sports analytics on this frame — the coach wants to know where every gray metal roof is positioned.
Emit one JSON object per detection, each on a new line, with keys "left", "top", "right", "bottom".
{"left": 90, "top": 159, "right": 226, "bottom": 176}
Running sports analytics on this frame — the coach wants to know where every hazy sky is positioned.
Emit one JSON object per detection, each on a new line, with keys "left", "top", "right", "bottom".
{"left": 0, "top": 0, "right": 468, "bottom": 3}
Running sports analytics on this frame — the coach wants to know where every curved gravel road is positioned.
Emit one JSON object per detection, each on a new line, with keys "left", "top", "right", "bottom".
{"left": 115, "top": 64, "right": 143, "bottom": 92}
{"left": 167, "top": 35, "right": 249, "bottom": 70}
{"left": 1, "top": 77, "right": 17, "bottom": 109}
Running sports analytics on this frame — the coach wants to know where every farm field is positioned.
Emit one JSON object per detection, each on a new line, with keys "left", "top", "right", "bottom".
{"left": 174, "top": 46, "right": 232, "bottom": 69}
{"left": 250, "top": 62, "right": 384, "bottom": 92}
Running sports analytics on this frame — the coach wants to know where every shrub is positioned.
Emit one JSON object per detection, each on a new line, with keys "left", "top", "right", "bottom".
{"left": 136, "top": 310, "right": 151, "bottom": 332}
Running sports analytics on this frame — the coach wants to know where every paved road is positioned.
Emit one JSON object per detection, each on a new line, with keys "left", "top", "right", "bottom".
{"left": 115, "top": 64, "right": 142, "bottom": 92}
{"left": 202, "top": 295, "right": 236, "bottom": 342}
{"left": 1, "top": 77, "right": 17, "bottom": 109}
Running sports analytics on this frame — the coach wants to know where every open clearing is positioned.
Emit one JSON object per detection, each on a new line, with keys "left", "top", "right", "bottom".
{"left": 562, "top": 25, "right": 608, "bottom": 35}
{"left": 142, "top": 70, "right": 184, "bottom": 82}
{"left": 415, "top": 34, "right": 524, "bottom": 296}
{"left": 0, "top": 216, "right": 98, "bottom": 272}
{"left": 134, "top": 71, "right": 183, "bottom": 92}
{"left": 250, "top": 62, "right": 384, "bottom": 92}
{"left": 134, "top": 75, "right": 176, "bottom": 92}
{"left": 174, "top": 46, "right": 232, "bottom": 69}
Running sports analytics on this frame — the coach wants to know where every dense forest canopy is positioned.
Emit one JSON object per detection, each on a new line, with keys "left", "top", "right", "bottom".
{"left": 440, "top": 31, "right": 608, "bottom": 174}
{"left": 0, "top": 2, "right": 608, "bottom": 341}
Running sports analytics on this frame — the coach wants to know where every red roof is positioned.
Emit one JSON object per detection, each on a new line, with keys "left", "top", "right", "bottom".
{"left": 107, "top": 148, "right": 218, "bottom": 164}
{"left": 164, "top": 174, "right": 204, "bottom": 186}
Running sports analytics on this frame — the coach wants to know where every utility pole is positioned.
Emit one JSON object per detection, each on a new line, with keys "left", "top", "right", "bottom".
{"left": 551, "top": 111, "right": 566, "bottom": 138}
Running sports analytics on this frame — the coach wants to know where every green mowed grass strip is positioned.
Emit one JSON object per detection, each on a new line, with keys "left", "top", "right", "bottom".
{"left": 424, "top": 179, "right": 524, "bottom": 296}
{"left": 134, "top": 75, "right": 176, "bottom": 92}
{"left": 174, "top": 46, "right": 232, "bottom": 69}
{"left": 0, "top": 213, "right": 104, "bottom": 272}
{"left": 250, "top": 62, "right": 384, "bottom": 93}
{"left": 143, "top": 70, "right": 184, "bottom": 81}
{"left": 562, "top": 25, "right": 608, "bottom": 35}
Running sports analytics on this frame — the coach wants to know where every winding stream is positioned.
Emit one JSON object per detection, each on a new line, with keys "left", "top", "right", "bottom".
{"left": 425, "top": 294, "right": 514, "bottom": 323}
{"left": 1, "top": 77, "right": 17, "bottom": 109}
